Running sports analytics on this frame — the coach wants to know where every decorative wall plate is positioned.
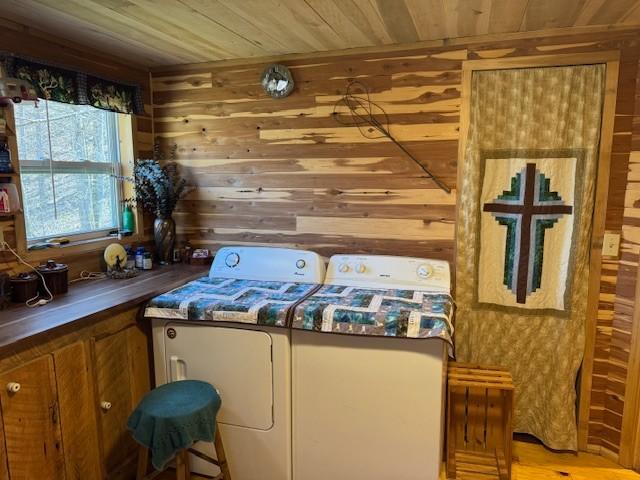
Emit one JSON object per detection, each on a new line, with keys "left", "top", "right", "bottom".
{"left": 261, "top": 64, "right": 294, "bottom": 98}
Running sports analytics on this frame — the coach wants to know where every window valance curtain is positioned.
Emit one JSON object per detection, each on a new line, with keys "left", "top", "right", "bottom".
{"left": 3, "top": 55, "right": 145, "bottom": 115}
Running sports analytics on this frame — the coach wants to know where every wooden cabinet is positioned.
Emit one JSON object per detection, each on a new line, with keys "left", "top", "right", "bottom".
{"left": 93, "top": 326, "right": 150, "bottom": 475}
{"left": 93, "top": 327, "right": 149, "bottom": 472}
{"left": 0, "top": 311, "right": 151, "bottom": 479}
{"left": 0, "top": 355, "right": 65, "bottom": 479}
{"left": 54, "top": 341, "right": 103, "bottom": 480}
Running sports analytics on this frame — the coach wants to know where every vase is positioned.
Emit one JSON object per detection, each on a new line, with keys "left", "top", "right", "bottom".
{"left": 154, "top": 217, "right": 176, "bottom": 264}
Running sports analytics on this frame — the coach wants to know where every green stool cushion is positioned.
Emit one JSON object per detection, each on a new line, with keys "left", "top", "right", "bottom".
{"left": 127, "top": 380, "right": 221, "bottom": 470}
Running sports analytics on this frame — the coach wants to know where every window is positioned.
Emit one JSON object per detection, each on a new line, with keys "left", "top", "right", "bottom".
{"left": 14, "top": 99, "right": 122, "bottom": 242}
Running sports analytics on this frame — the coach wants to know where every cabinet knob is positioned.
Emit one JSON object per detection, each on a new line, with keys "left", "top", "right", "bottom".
{"left": 6, "top": 382, "right": 20, "bottom": 393}
{"left": 100, "top": 401, "right": 112, "bottom": 411}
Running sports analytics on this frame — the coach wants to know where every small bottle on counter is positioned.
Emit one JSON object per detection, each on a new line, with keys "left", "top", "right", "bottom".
{"left": 143, "top": 252, "right": 153, "bottom": 270}
{"left": 125, "top": 246, "right": 136, "bottom": 270}
{"left": 135, "top": 247, "right": 145, "bottom": 269}
{"left": 183, "top": 242, "right": 192, "bottom": 264}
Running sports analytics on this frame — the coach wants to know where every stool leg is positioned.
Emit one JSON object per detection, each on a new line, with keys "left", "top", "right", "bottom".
{"left": 136, "top": 446, "right": 149, "bottom": 480}
{"left": 175, "top": 450, "right": 190, "bottom": 480}
{"left": 184, "top": 451, "right": 191, "bottom": 480}
{"left": 214, "top": 428, "right": 232, "bottom": 480}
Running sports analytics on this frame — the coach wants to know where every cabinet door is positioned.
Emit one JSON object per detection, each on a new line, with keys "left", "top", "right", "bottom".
{"left": 93, "top": 325, "right": 150, "bottom": 474}
{"left": 0, "top": 355, "right": 65, "bottom": 480}
{"left": 0, "top": 406, "right": 9, "bottom": 479}
{"left": 54, "top": 341, "right": 102, "bottom": 480}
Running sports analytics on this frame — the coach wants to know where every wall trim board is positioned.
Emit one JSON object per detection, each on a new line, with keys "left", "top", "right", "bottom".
{"left": 462, "top": 51, "right": 621, "bottom": 71}
{"left": 150, "top": 24, "right": 640, "bottom": 75}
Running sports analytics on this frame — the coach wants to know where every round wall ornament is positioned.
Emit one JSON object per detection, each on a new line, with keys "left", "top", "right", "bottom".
{"left": 261, "top": 64, "right": 294, "bottom": 98}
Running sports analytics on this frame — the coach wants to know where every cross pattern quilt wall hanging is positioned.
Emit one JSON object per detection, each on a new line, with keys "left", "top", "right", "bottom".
{"left": 476, "top": 150, "right": 584, "bottom": 314}
{"left": 455, "top": 64, "right": 605, "bottom": 451}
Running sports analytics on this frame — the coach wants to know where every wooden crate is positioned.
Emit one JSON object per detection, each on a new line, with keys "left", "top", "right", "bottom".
{"left": 447, "top": 363, "right": 514, "bottom": 480}
{"left": 453, "top": 450, "right": 508, "bottom": 480}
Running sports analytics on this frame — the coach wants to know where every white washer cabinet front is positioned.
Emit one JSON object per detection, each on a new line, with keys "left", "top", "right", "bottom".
{"left": 152, "top": 320, "right": 292, "bottom": 480}
{"left": 292, "top": 330, "right": 447, "bottom": 480}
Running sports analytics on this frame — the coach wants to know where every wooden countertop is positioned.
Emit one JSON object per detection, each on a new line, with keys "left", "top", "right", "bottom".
{"left": 0, "top": 264, "right": 208, "bottom": 351}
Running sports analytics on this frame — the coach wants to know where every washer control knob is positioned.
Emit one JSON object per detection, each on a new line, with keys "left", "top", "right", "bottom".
{"left": 355, "top": 263, "right": 366, "bottom": 274}
{"left": 225, "top": 252, "right": 240, "bottom": 267}
{"left": 296, "top": 259, "right": 306, "bottom": 269}
{"left": 417, "top": 264, "right": 433, "bottom": 279}
{"left": 338, "top": 263, "right": 350, "bottom": 273}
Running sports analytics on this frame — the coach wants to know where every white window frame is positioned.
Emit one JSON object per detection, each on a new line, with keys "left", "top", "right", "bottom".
{"left": 15, "top": 99, "right": 125, "bottom": 245}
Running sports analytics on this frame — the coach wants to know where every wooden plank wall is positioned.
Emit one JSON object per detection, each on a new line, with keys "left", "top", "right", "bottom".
{"left": 153, "top": 52, "right": 460, "bottom": 259}
{"left": 0, "top": 18, "right": 153, "bottom": 278}
{"left": 599, "top": 54, "right": 640, "bottom": 458}
{"left": 152, "top": 29, "right": 640, "bottom": 458}
{"left": 590, "top": 47, "right": 640, "bottom": 457}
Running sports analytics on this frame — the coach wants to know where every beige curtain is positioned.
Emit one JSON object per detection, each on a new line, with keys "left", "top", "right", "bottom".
{"left": 455, "top": 64, "right": 605, "bottom": 450}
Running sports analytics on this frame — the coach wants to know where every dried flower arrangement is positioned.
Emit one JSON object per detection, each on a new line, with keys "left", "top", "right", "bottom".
{"left": 120, "top": 143, "right": 189, "bottom": 219}
{"left": 116, "top": 142, "right": 191, "bottom": 263}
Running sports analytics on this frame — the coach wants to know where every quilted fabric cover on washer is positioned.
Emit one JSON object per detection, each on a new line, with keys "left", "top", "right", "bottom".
{"left": 291, "top": 285, "right": 454, "bottom": 345}
{"left": 145, "top": 276, "right": 319, "bottom": 327}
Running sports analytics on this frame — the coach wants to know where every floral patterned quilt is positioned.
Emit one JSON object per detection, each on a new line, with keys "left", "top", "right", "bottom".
{"left": 291, "top": 285, "right": 454, "bottom": 345}
{"left": 144, "top": 276, "right": 319, "bottom": 327}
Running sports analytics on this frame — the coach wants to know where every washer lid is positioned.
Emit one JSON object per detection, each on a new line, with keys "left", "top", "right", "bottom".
{"left": 163, "top": 324, "right": 274, "bottom": 430}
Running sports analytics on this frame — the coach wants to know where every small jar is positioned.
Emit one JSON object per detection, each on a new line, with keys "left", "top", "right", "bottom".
{"left": 143, "top": 252, "right": 152, "bottom": 270}
{"left": 135, "top": 247, "right": 145, "bottom": 269}
{"left": 125, "top": 247, "right": 136, "bottom": 270}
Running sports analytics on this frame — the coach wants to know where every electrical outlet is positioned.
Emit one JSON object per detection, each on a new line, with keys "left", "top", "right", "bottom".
{"left": 602, "top": 232, "right": 620, "bottom": 257}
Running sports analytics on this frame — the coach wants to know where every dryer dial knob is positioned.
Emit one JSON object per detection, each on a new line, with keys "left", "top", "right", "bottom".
{"left": 296, "top": 259, "right": 306, "bottom": 269}
{"left": 355, "top": 263, "right": 366, "bottom": 274}
{"left": 417, "top": 264, "right": 433, "bottom": 279}
{"left": 338, "top": 263, "right": 350, "bottom": 273}
{"left": 225, "top": 252, "right": 240, "bottom": 267}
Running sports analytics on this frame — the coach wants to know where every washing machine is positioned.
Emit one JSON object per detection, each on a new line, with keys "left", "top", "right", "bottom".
{"left": 147, "top": 246, "right": 325, "bottom": 480}
{"left": 290, "top": 254, "right": 454, "bottom": 480}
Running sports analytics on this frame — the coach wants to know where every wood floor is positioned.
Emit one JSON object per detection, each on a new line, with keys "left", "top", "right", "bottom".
{"left": 155, "top": 440, "right": 640, "bottom": 479}
{"left": 505, "top": 441, "right": 640, "bottom": 480}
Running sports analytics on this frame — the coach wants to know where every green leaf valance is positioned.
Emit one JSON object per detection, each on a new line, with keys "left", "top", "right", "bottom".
{"left": 3, "top": 55, "right": 144, "bottom": 115}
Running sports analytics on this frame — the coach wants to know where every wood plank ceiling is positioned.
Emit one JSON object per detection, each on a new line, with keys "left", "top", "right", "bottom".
{"left": 0, "top": 0, "right": 639, "bottom": 67}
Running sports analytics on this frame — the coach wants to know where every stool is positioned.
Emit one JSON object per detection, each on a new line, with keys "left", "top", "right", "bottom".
{"left": 127, "top": 380, "right": 232, "bottom": 480}
{"left": 447, "top": 363, "right": 514, "bottom": 480}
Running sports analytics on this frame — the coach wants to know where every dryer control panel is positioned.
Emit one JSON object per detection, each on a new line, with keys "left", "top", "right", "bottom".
{"left": 326, "top": 254, "right": 450, "bottom": 292}
{"left": 210, "top": 246, "right": 326, "bottom": 283}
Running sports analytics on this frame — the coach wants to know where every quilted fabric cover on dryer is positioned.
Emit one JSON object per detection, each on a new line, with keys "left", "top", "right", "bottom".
{"left": 145, "top": 276, "right": 319, "bottom": 327}
{"left": 291, "top": 285, "right": 454, "bottom": 346}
